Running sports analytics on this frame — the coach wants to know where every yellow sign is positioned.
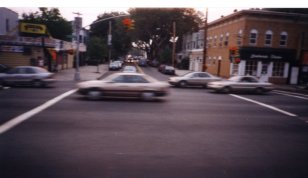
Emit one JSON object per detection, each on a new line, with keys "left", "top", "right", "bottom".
{"left": 20, "top": 23, "right": 46, "bottom": 35}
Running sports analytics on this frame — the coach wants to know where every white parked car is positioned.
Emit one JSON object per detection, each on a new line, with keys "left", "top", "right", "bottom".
{"left": 168, "top": 72, "right": 221, "bottom": 88}
{"left": 122, "top": 65, "right": 137, "bottom": 73}
{"left": 208, "top": 75, "right": 274, "bottom": 94}
{"left": 0, "top": 66, "right": 56, "bottom": 87}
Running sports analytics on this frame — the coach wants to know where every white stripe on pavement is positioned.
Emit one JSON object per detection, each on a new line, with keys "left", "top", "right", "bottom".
{"left": 273, "top": 91, "right": 308, "bottom": 100}
{"left": 0, "top": 89, "right": 77, "bottom": 135}
{"left": 230, "top": 94, "right": 297, "bottom": 117}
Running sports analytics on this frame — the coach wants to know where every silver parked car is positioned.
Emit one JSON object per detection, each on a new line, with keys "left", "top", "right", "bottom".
{"left": 168, "top": 71, "right": 221, "bottom": 88}
{"left": 208, "top": 75, "right": 274, "bottom": 94}
{"left": 77, "top": 72, "right": 170, "bottom": 100}
{"left": 0, "top": 66, "right": 56, "bottom": 87}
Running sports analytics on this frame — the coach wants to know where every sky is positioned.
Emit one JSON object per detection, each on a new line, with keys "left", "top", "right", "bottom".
{"left": 3, "top": 0, "right": 307, "bottom": 29}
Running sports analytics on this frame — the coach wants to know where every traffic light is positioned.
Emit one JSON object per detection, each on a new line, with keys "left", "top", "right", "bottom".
{"left": 122, "top": 18, "right": 135, "bottom": 31}
{"left": 229, "top": 46, "right": 240, "bottom": 64}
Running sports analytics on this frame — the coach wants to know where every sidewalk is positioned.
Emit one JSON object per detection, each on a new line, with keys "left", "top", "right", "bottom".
{"left": 54, "top": 64, "right": 108, "bottom": 81}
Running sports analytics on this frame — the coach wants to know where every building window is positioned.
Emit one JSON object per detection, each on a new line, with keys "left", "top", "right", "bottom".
{"left": 249, "top": 29, "right": 258, "bottom": 45}
{"left": 280, "top": 31, "right": 288, "bottom": 46}
{"left": 219, "top": 34, "right": 223, "bottom": 47}
{"left": 224, "top": 32, "right": 229, "bottom": 46}
{"left": 6, "top": 19, "right": 10, "bottom": 32}
{"left": 213, "top": 36, "right": 217, "bottom": 47}
{"left": 237, "top": 30, "right": 242, "bottom": 46}
{"left": 265, "top": 30, "right": 273, "bottom": 46}
{"left": 245, "top": 60, "right": 258, "bottom": 76}
{"left": 273, "top": 62, "right": 285, "bottom": 77}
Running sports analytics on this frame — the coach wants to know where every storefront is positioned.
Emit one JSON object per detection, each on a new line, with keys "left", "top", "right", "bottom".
{"left": 231, "top": 47, "right": 296, "bottom": 84}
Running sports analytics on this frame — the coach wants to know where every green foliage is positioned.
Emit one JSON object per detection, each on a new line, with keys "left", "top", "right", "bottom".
{"left": 20, "top": 7, "right": 72, "bottom": 41}
{"left": 159, "top": 47, "right": 172, "bottom": 64}
{"left": 87, "top": 36, "right": 108, "bottom": 61}
{"left": 90, "top": 11, "right": 132, "bottom": 59}
{"left": 128, "top": 8, "right": 201, "bottom": 60}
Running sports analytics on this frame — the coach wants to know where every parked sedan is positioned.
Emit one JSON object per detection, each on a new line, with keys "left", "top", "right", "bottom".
{"left": 168, "top": 71, "right": 221, "bottom": 88}
{"left": 208, "top": 75, "right": 274, "bottom": 94}
{"left": 0, "top": 66, "right": 56, "bottom": 87}
{"left": 77, "top": 72, "right": 170, "bottom": 100}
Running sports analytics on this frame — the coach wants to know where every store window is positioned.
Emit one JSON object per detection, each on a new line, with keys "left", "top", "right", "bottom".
{"left": 273, "top": 62, "right": 285, "bottom": 77}
{"left": 245, "top": 60, "right": 258, "bottom": 76}
{"left": 265, "top": 30, "right": 273, "bottom": 46}
{"left": 280, "top": 31, "right": 288, "bottom": 47}
{"left": 249, "top": 29, "right": 258, "bottom": 45}
{"left": 232, "top": 63, "right": 239, "bottom": 75}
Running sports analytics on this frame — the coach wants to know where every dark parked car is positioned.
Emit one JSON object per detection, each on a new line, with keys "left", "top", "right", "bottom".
{"left": 161, "top": 65, "right": 175, "bottom": 75}
{"left": 0, "top": 64, "right": 11, "bottom": 73}
{"left": 0, "top": 66, "right": 56, "bottom": 87}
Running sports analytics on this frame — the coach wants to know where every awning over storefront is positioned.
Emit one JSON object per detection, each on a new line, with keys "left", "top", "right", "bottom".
{"left": 240, "top": 47, "right": 296, "bottom": 62}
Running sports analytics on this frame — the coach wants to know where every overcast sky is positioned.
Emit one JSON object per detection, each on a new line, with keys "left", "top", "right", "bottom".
{"left": 4, "top": 0, "right": 307, "bottom": 28}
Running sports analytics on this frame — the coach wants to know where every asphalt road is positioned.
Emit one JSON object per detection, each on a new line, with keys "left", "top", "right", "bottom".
{"left": 1, "top": 66, "right": 308, "bottom": 178}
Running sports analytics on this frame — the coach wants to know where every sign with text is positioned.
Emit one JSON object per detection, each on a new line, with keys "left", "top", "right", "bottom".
{"left": 19, "top": 22, "right": 47, "bottom": 35}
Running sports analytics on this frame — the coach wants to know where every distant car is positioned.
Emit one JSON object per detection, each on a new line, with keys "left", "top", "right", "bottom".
{"left": 168, "top": 71, "right": 221, "bottom": 88}
{"left": 109, "top": 62, "right": 121, "bottom": 71}
{"left": 208, "top": 75, "right": 274, "bottom": 94}
{"left": 122, "top": 65, "right": 137, "bottom": 73}
{"left": 77, "top": 72, "right": 170, "bottom": 100}
{"left": 161, "top": 65, "right": 175, "bottom": 75}
{"left": 0, "top": 66, "right": 56, "bottom": 87}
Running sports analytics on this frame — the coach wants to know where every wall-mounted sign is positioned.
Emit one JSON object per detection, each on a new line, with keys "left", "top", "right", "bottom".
{"left": 20, "top": 22, "right": 47, "bottom": 35}
{"left": 0, "top": 45, "right": 24, "bottom": 53}
{"left": 240, "top": 47, "right": 296, "bottom": 62}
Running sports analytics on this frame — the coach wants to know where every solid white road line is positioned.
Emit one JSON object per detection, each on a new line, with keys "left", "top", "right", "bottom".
{"left": 230, "top": 94, "right": 298, "bottom": 117}
{"left": 273, "top": 91, "right": 308, "bottom": 100}
{"left": 0, "top": 89, "right": 77, "bottom": 135}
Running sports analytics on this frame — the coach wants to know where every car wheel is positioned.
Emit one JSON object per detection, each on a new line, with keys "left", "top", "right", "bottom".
{"left": 141, "top": 91, "right": 155, "bottom": 101}
{"left": 32, "top": 80, "right": 45, "bottom": 88}
{"left": 179, "top": 81, "right": 187, "bottom": 88}
{"left": 255, "top": 87, "right": 264, "bottom": 94}
{"left": 87, "top": 89, "right": 102, "bottom": 100}
{"left": 221, "top": 86, "right": 231, "bottom": 93}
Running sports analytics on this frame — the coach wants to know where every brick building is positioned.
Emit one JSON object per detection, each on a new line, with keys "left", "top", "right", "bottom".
{"left": 183, "top": 9, "right": 308, "bottom": 84}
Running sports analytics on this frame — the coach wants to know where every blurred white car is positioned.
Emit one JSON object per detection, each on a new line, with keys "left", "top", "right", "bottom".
{"left": 77, "top": 72, "right": 170, "bottom": 100}
{"left": 168, "top": 72, "right": 221, "bottom": 88}
{"left": 122, "top": 65, "right": 137, "bottom": 73}
{"left": 208, "top": 75, "right": 274, "bottom": 94}
{"left": 0, "top": 66, "right": 56, "bottom": 87}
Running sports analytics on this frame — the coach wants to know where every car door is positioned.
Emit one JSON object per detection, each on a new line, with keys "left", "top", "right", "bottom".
{"left": 186, "top": 73, "right": 201, "bottom": 85}
{"left": 4, "top": 68, "right": 22, "bottom": 84}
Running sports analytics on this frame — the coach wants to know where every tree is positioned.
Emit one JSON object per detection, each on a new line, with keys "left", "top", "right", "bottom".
{"left": 87, "top": 36, "right": 108, "bottom": 64}
{"left": 20, "top": 7, "right": 72, "bottom": 41}
{"left": 128, "top": 8, "right": 202, "bottom": 63}
{"left": 89, "top": 12, "right": 132, "bottom": 59}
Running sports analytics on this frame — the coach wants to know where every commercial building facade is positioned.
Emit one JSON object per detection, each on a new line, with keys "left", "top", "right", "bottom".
{"left": 182, "top": 9, "right": 308, "bottom": 84}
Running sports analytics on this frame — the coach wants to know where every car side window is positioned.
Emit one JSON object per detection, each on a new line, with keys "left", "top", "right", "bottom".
{"left": 199, "top": 73, "right": 210, "bottom": 78}
{"left": 7, "top": 68, "right": 19, "bottom": 74}
{"left": 25, "top": 68, "right": 36, "bottom": 74}
{"left": 112, "top": 75, "right": 126, "bottom": 83}
{"left": 130, "top": 76, "right": 149, "bottom": 83}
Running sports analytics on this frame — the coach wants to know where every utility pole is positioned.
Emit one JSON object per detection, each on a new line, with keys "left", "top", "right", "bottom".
{"left": 108, "top": 21, "right": 112, "bottom": 62}
{"left": 73, "top": 12, "right": 82, "bottom": 81}
{"left": 172, "top": 21, "right": 176, "bottom": 67}
{"left": 202, "top": 8, "right": 208, "bottom": 72}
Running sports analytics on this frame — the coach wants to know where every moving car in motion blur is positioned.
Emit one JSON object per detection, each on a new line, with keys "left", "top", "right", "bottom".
{"left": 77, "top": 72, "right": 170, "bottom": 100}
{"left": 168, "top": 71, "right": 221, "bottom": 88}
{"left": 208, "top": 75, "right": 274, "bottom": 94}
{"left": 0, "top": 66, "right": 56, "bottom": 87}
